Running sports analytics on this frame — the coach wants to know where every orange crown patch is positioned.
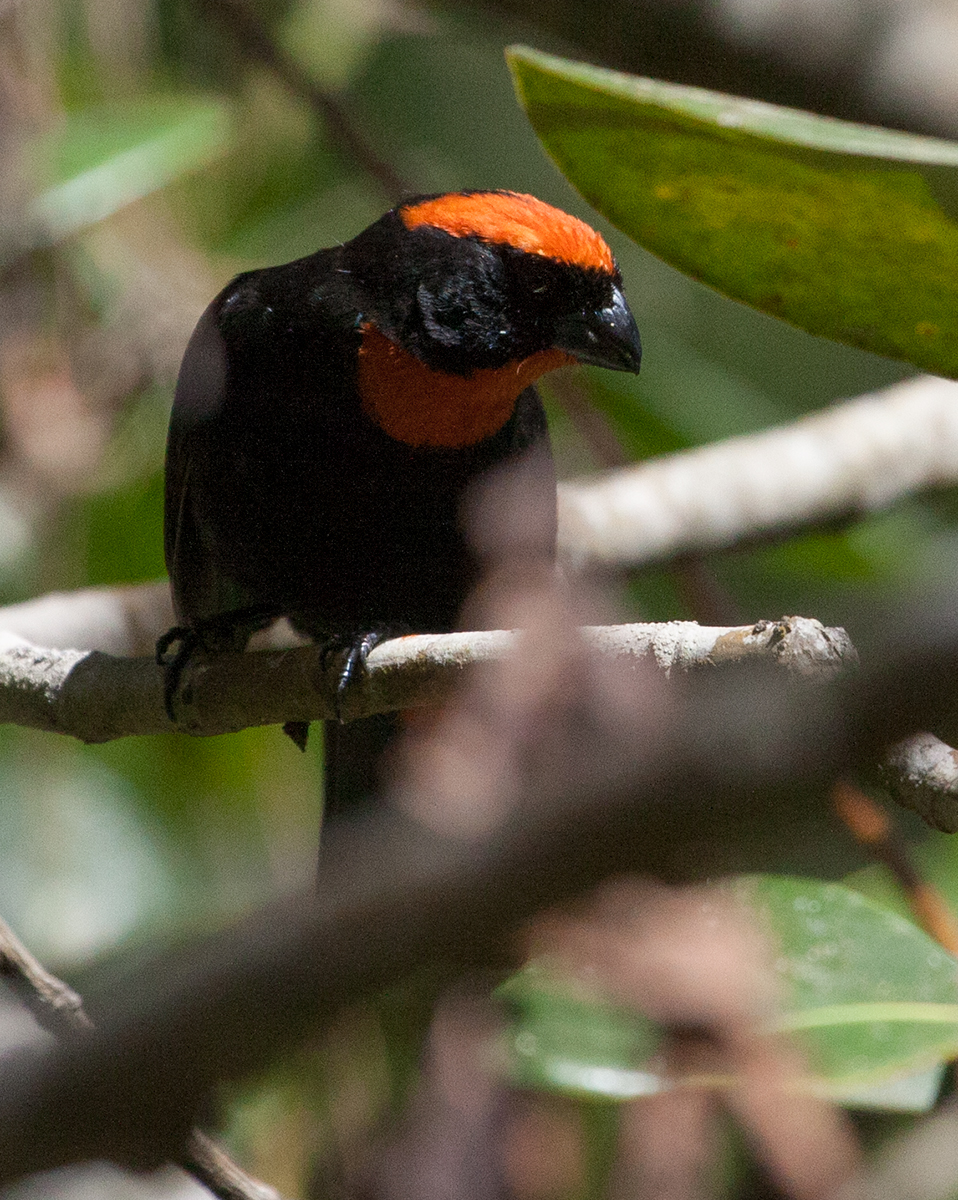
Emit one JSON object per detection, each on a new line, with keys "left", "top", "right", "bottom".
{"left": 400, "top": 191, "right": 615, "bottom": 274}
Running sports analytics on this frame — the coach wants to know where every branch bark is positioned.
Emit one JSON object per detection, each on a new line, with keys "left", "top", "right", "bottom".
{"left": 0, "top": 617, "right": 854, "bottom": 742}
{"left": 559, "top": 375, "right": 958, "bottom": 569}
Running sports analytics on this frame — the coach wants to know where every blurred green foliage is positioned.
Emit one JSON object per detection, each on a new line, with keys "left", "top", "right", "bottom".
{"left": 500, "top": 877, "right": 958, "bottom": 1112}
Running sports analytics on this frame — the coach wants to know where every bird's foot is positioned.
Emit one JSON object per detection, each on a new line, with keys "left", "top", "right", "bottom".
{"left": 282, "top": 627, "right": 406, "bottom": 753}
{"left": 156, "top": 625, "right": 203, "bottom": 723}
{"left": 156, "top": 606, "right": 279, "bottom": 725}
{"left": 320, "top": 626, "right": 410, "bottom": 722}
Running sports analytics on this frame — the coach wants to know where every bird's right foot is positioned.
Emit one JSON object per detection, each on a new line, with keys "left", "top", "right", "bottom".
{"left": 156, "top": 606, "right": 279, "bottom": 724}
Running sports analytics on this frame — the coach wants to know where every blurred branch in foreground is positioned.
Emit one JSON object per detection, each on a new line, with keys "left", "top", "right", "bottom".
{"left": 0, "top": 914, "right": 284, "bottom": 1200}
{"left": 0, "top": 582, "right": 955, "bottom": 1188}
{"left": 843, "top": 1095, "right": 958, "bottom": 1200}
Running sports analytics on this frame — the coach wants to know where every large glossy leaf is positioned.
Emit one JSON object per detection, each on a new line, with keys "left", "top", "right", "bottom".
{"left": 28, "top": 96, "right": 231, "bottom": 244}
{"left": 507, "top": 46, "right": 958, "bottom": 378}
{"left": 741, "top": 876, "right": 958, "bottom": 1104}
{"left": 498, "top": 877, "right": 958, "bottom": 1111}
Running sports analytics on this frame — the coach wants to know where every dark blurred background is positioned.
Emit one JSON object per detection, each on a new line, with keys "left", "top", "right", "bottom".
{"left": 0, "top": 0, "right": 957, "bottom": 1195}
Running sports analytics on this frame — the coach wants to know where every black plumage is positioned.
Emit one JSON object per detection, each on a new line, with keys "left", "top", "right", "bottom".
{"left": 161, "top": 191, "right": 641, "bottom": 816}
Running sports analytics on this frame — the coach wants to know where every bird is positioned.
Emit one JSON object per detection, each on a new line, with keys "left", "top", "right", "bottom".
{"left": 159, "top": 190, "right": 642, "bottom": 820}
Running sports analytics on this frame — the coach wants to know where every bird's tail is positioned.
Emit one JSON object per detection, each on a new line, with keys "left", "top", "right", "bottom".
{"left": 322, "top": 712, "right": 402, "bottom": 824}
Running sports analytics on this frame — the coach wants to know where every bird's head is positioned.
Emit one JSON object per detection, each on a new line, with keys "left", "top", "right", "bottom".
{"left": 342, "top": 190, "right": 641, "bottom": 448}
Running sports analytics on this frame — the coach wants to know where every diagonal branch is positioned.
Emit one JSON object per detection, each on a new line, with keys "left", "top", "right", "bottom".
{"left": 195, "top": 0, "right": 412, "bottom": 200}
{"left": 559, "top": 374, "right": 958, "bottom": 569}
{"left": 0, "top": 914, "right": 282, "bottom": 1200}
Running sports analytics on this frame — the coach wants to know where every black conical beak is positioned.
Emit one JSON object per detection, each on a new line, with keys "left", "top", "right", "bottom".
{"left": 553, "top": 284, "right": 642, "bottom": 374}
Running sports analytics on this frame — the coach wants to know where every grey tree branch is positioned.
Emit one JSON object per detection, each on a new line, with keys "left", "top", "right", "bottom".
{"left": 0, "top": 617, "right": 855, "bottom": 742}
{"left": 0, "top": 914, "right": 282, "bottom": 1200}
{"left": 0, "top": 589, "right": 949, "bottom": 826}
{"left": 559, "top": 375, "right": 958, "bottom": 569}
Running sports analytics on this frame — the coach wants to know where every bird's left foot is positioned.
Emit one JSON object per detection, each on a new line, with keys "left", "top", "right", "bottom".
{"left": 323, "top": 626, "right": 409, "bottom": 718}
{"left": 281, "top": 627, "right": 406, "bottom": 753}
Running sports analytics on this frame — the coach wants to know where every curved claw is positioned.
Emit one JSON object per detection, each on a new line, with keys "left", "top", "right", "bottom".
{"left": 156, "top": 605, "right": 280, "bottom": 725}
{"left": 155, "top": 626, "right": 202, "bottom": 722}
{"left": 321, "top": 627, "right": 408, "bottom": 722}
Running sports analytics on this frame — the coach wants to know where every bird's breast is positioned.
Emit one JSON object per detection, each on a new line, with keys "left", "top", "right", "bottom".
{"left": 356, "top": 324, "right": 570, "bottom": 449}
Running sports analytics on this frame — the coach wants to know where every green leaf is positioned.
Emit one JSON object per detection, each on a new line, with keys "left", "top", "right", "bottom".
{"left": 742, "top": 876, "right": 958, "bottom": 1106}
{"left": 507, "top": 46, "right": 958, "bottom": 378}
{"left": 28, "top": 96, "right": 232, "bottom": 243}
{"left": 498, "top": 878, "right": 958, "bottom": 1111}
{"left": 497, "top": 962, "right": 664, "bottom": 1100}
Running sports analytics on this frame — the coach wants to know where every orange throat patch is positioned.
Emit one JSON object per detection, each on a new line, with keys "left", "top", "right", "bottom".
{"left": 357, "top": 325, "right": 571, "bottom": 449}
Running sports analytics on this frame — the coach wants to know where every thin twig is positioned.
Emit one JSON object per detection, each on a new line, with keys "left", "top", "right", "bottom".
{"left": 0, "top": 915, "right": 92, "bottom": 1036}
{"left": 196, "top": 0, "right": 412, "bottom": 200}
{"left": 181, "top": 1132, "right": 281, "bottom": 1200}
{"left": 0, "top": 915, "right": 282, "bottom": 1200}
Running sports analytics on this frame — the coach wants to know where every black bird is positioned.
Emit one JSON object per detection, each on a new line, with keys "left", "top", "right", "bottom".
{"left": 160, "top": 190, "right": 642, "bottom": 818}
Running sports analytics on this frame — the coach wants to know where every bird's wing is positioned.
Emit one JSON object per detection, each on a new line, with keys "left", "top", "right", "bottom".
{"left": 164, "top": 298, "right": 253, "bottom": 629}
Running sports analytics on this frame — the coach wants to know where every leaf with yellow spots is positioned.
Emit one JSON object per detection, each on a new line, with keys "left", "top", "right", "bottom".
{"left": 508, "top": 46, "right": 958, "bottom": 378}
